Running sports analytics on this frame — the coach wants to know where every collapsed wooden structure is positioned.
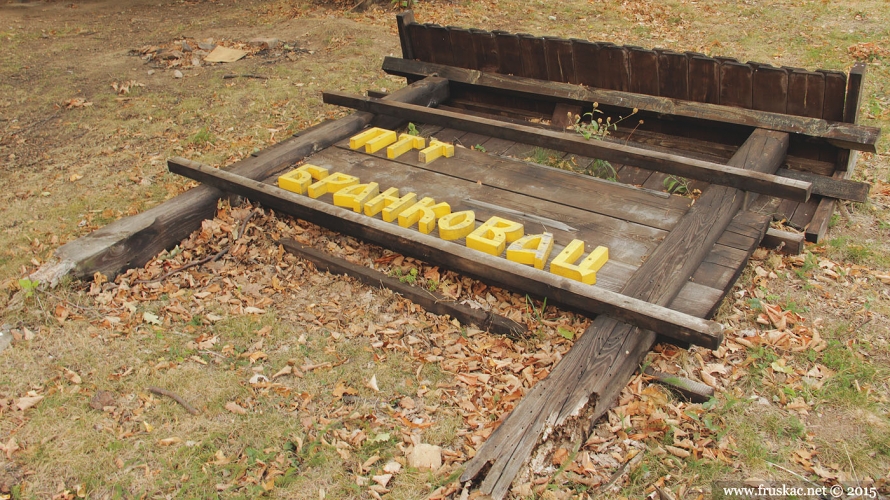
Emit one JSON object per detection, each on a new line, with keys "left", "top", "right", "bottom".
{"left": 36, "top": 12, "right": 877, "bottom": 499}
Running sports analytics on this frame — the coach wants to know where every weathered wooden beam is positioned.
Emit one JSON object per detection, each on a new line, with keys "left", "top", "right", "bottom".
{"left": 323, "top": 92, "right": 812, "bottom": 202}
{"left": 761, "top": 228, "right": 806, "bottom": 255}
{"left": 460, "top": 129, "right": 789, "bottom": 499}
{"left": 167, "top": 157, "right": 725, "bottom": 348}
{"left": 381, "top": 57, "right": 880, "bottom": 153}
{"left": 277, "top": 238, "right": 526, "bottom": 337}
{"left": 776, "top": 168, "right": 868, "bottom": 202}
{"left": 30, "top": 77, "right": 450, "bottom": 286}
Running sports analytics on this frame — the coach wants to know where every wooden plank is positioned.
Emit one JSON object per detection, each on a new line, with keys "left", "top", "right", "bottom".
{"left": 657, "top": 49, "right": 689, "bottom": 100}
{"left": 32, "top": 77, "right": 451, "bottom": 285}
{"left": 460, "top": 129, "right": 790, "bottom": 499}
{"left": 518, "top": 34, "right": 548, "bottom": 80}
{"left": 761, "top": 227, "right": 805, "bottom": 254}
{"left": 688, "top": 55, "right": 720, "bottom": 104}
{"left": 777, "top": 168, "right": 869, "bottom": 202}
{"left": 168, "top": 157, "right": 724, "bottom": 348}
{"left": 471, "top": 29, "right": 500, "bottom": 73}
{"left": 806, "top": 63, "right": 867, "bottom": 241}
{"left": 627, "top": 47, "right": 660, "bottom": 96}
{"left": 543, "top": 37, "right": 576, "bottom": 83}
{"left": 752, "top": 65, "right": 789, "bottom": 113}
{"left": 719, "top": 60, "right": 754, "bottom": 109}
{"left": 494, "top": 31, "right": 523, "bottom": 76}
{"left": 323, "top": 92, "right": 814, "bottom": 201}
{"left": 278, "top": 238, "right": 526, "bottom": 336}
{"left": 425, "top": 24, "right": 455, "bottom": 66}
{"left": 449, "top": 27, "right": 478, "bottom": 70}
{"left": 408, "top": 23, "right": 432, "bottom": 64}
{"left": 786, "top": 69, "right": 825, "bottom": 118}
{"left": 396, "top": 12, "right": 415, "bottom": 60}
{"left": 381, "top": 57, "right": 880, "bottom": 152}
{"left": 598, "top": 43, "right": 629, "bottom": 91}
{"left": 821, "top": 70, "right": 847, "bottom": 122}
{"left": 572, "top": 39, "right": 601, "bottom": 88}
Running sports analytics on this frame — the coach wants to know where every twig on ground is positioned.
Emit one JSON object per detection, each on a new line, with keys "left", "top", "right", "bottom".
{"left": 148, "top": 386, "right": 200, "bottom": 415}
{"left": 222, "top": 74, "right": 268, "bottom": 80}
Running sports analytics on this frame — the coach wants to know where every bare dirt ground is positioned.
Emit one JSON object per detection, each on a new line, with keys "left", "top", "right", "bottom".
{"left": 1, "top": 0, "right": 889, "bottom": 499}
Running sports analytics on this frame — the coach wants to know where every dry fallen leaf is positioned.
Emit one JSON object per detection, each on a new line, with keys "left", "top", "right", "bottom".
{"left": 15, "top": 395, "right": 44, "bottom": 412}
{"left": 225, "top": 402, "right": 247, "bottom": 415}
{"left": 158, "top": 437, "right": 183, "bottom": 446}
{"left": 367, "top": 374, "right": 379, "bottom": 392}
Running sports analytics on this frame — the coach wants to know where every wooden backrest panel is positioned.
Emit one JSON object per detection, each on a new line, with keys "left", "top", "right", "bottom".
{"left": 400, "top": 19, "right": 855, "bottom": 122}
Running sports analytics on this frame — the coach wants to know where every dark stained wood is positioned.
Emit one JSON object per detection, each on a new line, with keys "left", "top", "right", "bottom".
{"left": 688, "top": 55, "right": 720, "bottom": 104}
{"left": 34, "top": 77, "right": 451, "bottom": 284}
{"left": 598, "top": 43, "right": 629, "bottom": 91}
{"left": 752, "top": 65, "right": 789, "bottom": 113}
{"left": 719, "top": 61, "right": 754, "bottom": 109}
{"left": 786, "top": 69, "right": 825, "bottom": 118}
{"left": 460, "top": 129, "right": 790, "bottom": 499}
{"left": 627, "top": 47, "right": 660, "bottom": 96}
{"left": 761, "top": 227, "right": 805, "bottom": 254}
{"left": 323, "top": 92, "right": 814, "bottom": 201}
{"left": 821, "top": 70, "right": 847, "bottom": 122}
{"left": 657, "top": 49, "right": 689, "bottom": 100}
{"left": 381, "top": 57, "right": 880, "bottom": 152}
{"left": 572, "top": 39, "right": 601, "bottom": 88}
{"left": 777, "top": 168, "right": 869, "bottom": 202}
{"left": 396, "top": 11, "right": 415, "bottom": 60}
{"left": 544, "top": 37, "right": 575, "bottom": 83}
{"left": 494, "top": 31, "right": 523, "bottom": 76}
{"left": 449, "top": 27, "right": 478, "bottom": 70}
{"left": 551, "top": 102, "right": 581, "bottom": 129}
{"left": 806, "top": 63, "right": 867, "bottom": 242}
{"left": 471, "top": 29, "right": 500, "bottom": 73}
{"left": 407, "top": 23, "right": 432, "bottom": 64}
{"left": 518, "top": 34, "right": 549, "bottom": 80}
{"left": 168, "top": 157, "right": 725, "bottom": 347}
{"left": 279, "top": 238, "right": 526, "bottom": 336}
{"left": 425, "top": 24, "right": 455, "bottom": 66}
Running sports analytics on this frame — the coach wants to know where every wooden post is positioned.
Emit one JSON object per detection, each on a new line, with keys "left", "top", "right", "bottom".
{"left": 460, "top": 129, "right": 790, "bottom": 499}
{"left": 31, "top": 77, "right": 450, "bottom": 285}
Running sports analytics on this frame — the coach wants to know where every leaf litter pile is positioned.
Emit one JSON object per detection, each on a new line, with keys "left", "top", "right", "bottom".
{"left": 2, "top": 199, "right": 889, "bottom": 498}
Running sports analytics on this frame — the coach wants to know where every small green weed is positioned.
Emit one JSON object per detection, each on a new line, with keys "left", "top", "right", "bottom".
{"left": 663, "top": 175, "right": 690, "bottom": 195}
{"left": 189, "top": 127, "right": 214, "bottom": 146}
{"left": 18, "top": 278, "right": 39, "bottom": 298}
{"left": 406, "top": 122, "right": 419, "bottom": 136}
{"left": 472, "top": 144, "right": 486, "bottom": 152}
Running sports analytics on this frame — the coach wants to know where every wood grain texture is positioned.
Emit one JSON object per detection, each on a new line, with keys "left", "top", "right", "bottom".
{"left": 323, "top": 91, "right": 814, "bottom": 201}
{"left": 460, "top": 129, "right": 789, "bottom": 499}
{"left": 381, "top": 57, "right": 879, "bottom": 152}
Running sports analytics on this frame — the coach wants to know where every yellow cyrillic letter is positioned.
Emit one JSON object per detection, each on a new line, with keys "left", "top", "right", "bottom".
{"left": 333, "top": 182, "right": 379, "bottom": 213}
{"left": 418, "top": 139, "right": 455, "bottom": 163}
{"left": 350, "top": 127, "right": 395, "bottom": 151}
{"left": 466, "top": 216, "right": 524, "bottom": 256}
{"left": 398, "top": 197, "right": 451, "bottom": 234}
{"left": 506, "top": 232, "right": 554, "bottom": 270}
{"left": 437, "top": 210, "right": 476, "bottom": 240}
{"left": 549, "top": 240, "right": 608, "bottom": 285}
{"left": 307, "top": 172, "right": 360, "bottom": 199}
{"left": 387, "top": 134, "right": 426, "bottom": 159}
{"left": 277, "top": 164, "right": 329, "bottom": 195}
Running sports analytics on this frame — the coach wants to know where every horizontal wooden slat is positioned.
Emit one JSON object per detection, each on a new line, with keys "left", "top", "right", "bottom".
{"left": 381, "top": 57, "right": 879, "bottom": 152}
{"left": 323, "top": 91, "right": 814, "bottom": 202}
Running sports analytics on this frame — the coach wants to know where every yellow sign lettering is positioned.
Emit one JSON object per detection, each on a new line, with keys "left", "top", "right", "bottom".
{"left": 277, "top": 164, "right": 329, "bottom": 195}
{"left": 387, "top": 134, "right": 426, "bottom": 159}
{"left": 350, "top": 127, "right": 393, "bottom": 150}
{"left": 418, "top": 139, "right": 455, "bottom": 164}
{"left": 398, "top": 197, "right": 451, "bottom": 234}
{"left": 506, "top": 232, "right": 554, "bottom": 270}
{"left": 333, "top": 182, "right": 380, "bottom": 213}
{"left": 437, "top": 210, "right": 476, "bottom": 240}
{"left": 466, "top": 216, "right": 524, "bottom": 256}
{"left": 308, "top": 172, "right": 360, "bottom": 199}
{"left": 550, "top": 240, "right": 609, "bottom": 285}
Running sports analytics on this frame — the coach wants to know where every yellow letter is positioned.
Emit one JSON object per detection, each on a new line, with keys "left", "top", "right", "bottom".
{"left": 418, "top": 139, "right": 455, "bottom": 163}
{"left": 506, "top": 232, "right": 554, "bottom": 270}
{"left": 333, "top": 182, "right": 379, "bottom": 213}
{"left": 307, "top": 172, "right": 359, "bottom": 199}
{"left": 398, "top": 197, "right": 451, "bottom": 234}
{"left": 277, "top": 164, "right": 329, "bottom": 195}
{"left": 364, "top": 129, "right": 398, "bottom": 153}
{"left": 387, "top": 134, "right": 426, "bottom": 159}
{"left": 363, "top": 187, "right": 399, "bottom": 217}
{"left": 349, "top": 127, "right": 394, "bottom": 150}
{"left": 438, "top": 210, "right": 476, "bottom": 240}
{"left": 549, "top": 240, "right": 608, "bottom": 285}
{"left": 466, "top": 216, "right": 524, "bottom": 256}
